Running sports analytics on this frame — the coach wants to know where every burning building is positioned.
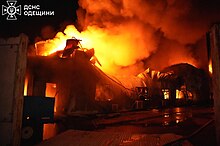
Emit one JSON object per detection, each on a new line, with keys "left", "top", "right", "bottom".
{"left": 159, "top": 63, "right": 210, "bottom": 106}
{"left": 1, "top": 0, "right": 220, "bottom": 145}
{"left": 25, "top": 35, "right": 211, "bottom": 115}
{"left": 19, "top": 36, "right": 211, "bottom": 145}
{"left": 26, "top": 38, "right": 150, "bottom": 114}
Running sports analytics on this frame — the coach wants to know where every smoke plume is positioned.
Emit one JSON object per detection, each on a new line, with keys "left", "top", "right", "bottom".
{"left": 76, "top": 0, "right": 220, "bottom": 73}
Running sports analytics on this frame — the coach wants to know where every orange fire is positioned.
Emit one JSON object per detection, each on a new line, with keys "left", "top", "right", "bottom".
{"left": 169, "top": 55, "right": 197, "bottom": 68}
{"left": 35, "top": 24, "right": 198, "bottom": 75}
{"left": 23, "top": 77, "right": 28, "bottom": 96}
{"left": 35, "top": 24, "right": 157, "bottom": 75}
{"left": 45, "top": 83, "right": 57, "bottom": 112}
{"left": 209, "top": 60, "right": 213, "bottom": 74}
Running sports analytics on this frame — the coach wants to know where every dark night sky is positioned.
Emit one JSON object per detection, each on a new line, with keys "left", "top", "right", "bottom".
{"left": 0, "top": 0, "right": 78, "bottom": 42}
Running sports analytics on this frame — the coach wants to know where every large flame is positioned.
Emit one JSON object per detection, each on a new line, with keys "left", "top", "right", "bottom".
{"left": 33, "top": 0, "right": 220, "bottom": 74}
{"left": 35, "top": 24, "right": 198, "bottom": 75}
{"left": 35, "top": 24, "right": 157, "bottom": 74}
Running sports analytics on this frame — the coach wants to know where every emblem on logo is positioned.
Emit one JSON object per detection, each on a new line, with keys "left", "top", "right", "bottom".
{"left": 2, "top": 0, "right": 21, "bottom": 20}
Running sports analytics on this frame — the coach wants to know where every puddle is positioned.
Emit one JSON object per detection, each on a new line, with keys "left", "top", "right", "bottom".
{"left": 145, "top": 108, "right": 193, "bottom": 127}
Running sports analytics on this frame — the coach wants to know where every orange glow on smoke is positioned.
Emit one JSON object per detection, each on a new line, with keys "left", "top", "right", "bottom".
{"left": 35, "top": 24, "right": 198, "bottom": 74}
{"left": 35, "top": 25, "right": 155, "bottom": 74}
{"left": 168, "top": 53, "right": 197, "bottom": 68}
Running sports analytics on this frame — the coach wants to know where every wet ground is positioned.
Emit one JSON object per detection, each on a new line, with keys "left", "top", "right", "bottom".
{"left": 45, "top": 106, "right": 216, "bottom": 145}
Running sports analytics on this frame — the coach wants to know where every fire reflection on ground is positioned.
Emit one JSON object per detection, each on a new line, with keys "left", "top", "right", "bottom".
{"left": 161, "top": 107, "right": 193, "bottom": 127}
{"left": 43, "top": 106, "right": 213, "bottom": 141}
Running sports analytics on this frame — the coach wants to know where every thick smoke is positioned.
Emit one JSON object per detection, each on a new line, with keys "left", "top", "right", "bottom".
{"left": 77, "top": 0, "right": 220, "bottom": 72}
